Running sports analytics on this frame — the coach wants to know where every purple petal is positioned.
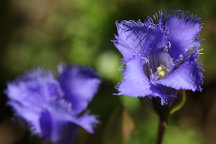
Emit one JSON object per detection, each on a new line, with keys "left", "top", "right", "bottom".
{"left": 116, "top": 57, "right": 152, "bottom": 97}
{"left": 5, "top": 69, "right": 63, "bottom": 135}
{"left": 43, "top": 101, "right": 98, "bottom": 143}
{"left": 165, "top": 11, "right": 203, "bottom": 59}
{"left": 113, "top": 20, "right": 168, "bottom": 61}
{"left": 6, "top": 69, "right": 63, "bottom": 110}
{"left": 150, "top": 85, "right": 177, "bottom": 105}
{"left": 75, "top": 114, "right": 99, "bottom": 134}
{"left": 41, "top": 100, "right": 78, "bottom": 143}
{"left": 156, "top": 52, "right": 203, "bottom": 91}
{"left": 59, "top": 64, "right": 101, "bottom": 115}
{"left": 8, "top": 101, "right": 42, "bottom": 134}
{"left": 39, "top": 110, "right": 52, "bottom": 138}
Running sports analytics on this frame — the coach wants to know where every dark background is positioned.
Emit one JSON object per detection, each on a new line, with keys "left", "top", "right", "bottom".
{"left": 0, "top": 0, "right": 216, "bottom": 144}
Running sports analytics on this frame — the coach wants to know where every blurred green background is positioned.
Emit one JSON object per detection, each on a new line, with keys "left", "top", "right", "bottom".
{"left": 0, "top": 0, "right": 216, "bottom": 144}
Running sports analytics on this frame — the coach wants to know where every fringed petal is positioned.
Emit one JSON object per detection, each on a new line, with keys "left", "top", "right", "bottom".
{"left": 75, "top": 114, "right": 99, "bottom": 134}
{"left": 58, "top": 64, "right": 101, "bottom": 115}
{"left": 156, "top": 50, "right": 204, "bottom": 91}
{"left": 156, "top": 10, "right": 203, "bottom": 60}
{"left": 113, "top": 20, "right": 168, "bottom": 61}
{"left": 116, "top": 57, "right": 152, "bottom": 97}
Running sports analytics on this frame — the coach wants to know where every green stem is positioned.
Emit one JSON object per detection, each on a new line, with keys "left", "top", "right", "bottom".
{"left": 170, "top": 90, "right": 186, "bottom": 115}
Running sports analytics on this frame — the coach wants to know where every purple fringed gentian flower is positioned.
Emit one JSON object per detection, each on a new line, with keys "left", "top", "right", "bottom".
{"left": 5, "top": 64, "right": 101, "bottom": 144}
{"left": 112, "top": 10, "right": 204, "bottom": 108}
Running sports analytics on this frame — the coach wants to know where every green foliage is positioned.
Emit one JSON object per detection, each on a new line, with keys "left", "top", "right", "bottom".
{"left": 127, "top": 115, "right": 204, "bottom": 144}
{"left": 163, "top": 125, "right": 204, "bottom": 144}
{"left": 96, "top": 51, "right": 121, "bottom": 81}
{"left": 120, "top": 96, "right": 141, "bottom": 112}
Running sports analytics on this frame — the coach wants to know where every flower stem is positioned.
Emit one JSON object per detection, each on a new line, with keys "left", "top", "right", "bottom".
{"left": 156, "top": 120, "right": 167, "bottom": 144}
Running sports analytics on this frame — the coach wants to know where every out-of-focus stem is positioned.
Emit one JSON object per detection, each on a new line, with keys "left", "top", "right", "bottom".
{"left": 156, "top": 120, "right": 167, "bottom": 144}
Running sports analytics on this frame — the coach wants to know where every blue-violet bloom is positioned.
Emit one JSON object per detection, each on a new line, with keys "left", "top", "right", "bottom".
{"left": 112, "top": 10, "right": 204, "bottom": 105}
{"left": 5, "top": 64, "right": 101, "bottom": 144}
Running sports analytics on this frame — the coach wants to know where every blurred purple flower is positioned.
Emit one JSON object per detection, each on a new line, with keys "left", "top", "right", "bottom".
{"left": 5, "top": 65, "right": 101, "bottom": 144}
{"left": 112, "top": 10, "right": 204, "bottom": 104}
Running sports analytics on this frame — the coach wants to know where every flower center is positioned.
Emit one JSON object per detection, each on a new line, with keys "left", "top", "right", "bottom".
{"left": 143, "top": 51, "right": 173, "bottom": 80}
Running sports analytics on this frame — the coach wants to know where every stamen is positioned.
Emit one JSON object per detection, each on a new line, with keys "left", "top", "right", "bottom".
{"left": 156, "top": 66, "right": 167, "bottom": 79}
